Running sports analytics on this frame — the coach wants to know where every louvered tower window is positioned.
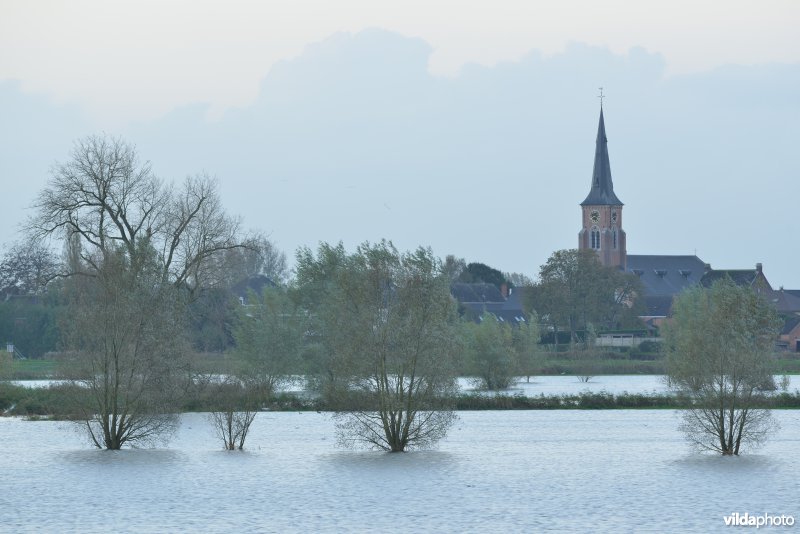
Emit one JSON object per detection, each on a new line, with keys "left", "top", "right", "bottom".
{"left": 591, "top": 228, "right": 600, "bottom": 250}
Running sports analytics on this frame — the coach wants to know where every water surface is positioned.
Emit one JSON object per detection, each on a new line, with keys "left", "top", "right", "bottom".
{"left": 1, "top": 410, "right": 798, "bottom": 532}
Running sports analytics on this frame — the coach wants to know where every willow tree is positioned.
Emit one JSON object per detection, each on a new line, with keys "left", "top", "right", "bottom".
{"left": 30, "top": 134, "right": 244, "bottom": 449}
{"left": 460, "top": 315, "right": 518, "bottom": 390}
{"left": 296, "top": 241, "right": 459, "bottom": 452}
{"left": 208, "top": 376, "right": 259, "bottom": 451}
{"left": 64, "top": 248, "right": 188, "bottom": 449}
{"left": 233, "top": 287, "right": 306, "bottom": 401}
{"left": 665, "top": 279, "right": 781, "bottom": 455}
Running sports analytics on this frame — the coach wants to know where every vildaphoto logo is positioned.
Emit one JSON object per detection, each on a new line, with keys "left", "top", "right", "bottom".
{"left": 723, "top": 512, "right": 795, "bottom": 528}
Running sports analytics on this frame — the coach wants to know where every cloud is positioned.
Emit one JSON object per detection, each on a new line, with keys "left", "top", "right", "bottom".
{"left": 0, "top": 81, "right": 90, "bottom": 244}
{"left": 4, "top": 29, "right": 799, "bottom": 287}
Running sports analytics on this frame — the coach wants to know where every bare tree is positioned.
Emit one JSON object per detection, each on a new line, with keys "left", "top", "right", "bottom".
{"left": 505, "top": 271, "right": 535, "bottom": 288}
{"left": 29, "top": 134, "right": 246, "bottom": 448}
{"left": 0, "top": 239, "right": 61, "bottom": 297}
{"left": 29, "top": 134, "right": 241, "bottom": 293}
{"left": 665, "top": 279, "right": 781, "bottom": 455}
{"left": 206, "top": 232, "right": 288, "bottom": 288}
{"left": 442, "top": 254, "right": 466, "bottom": 283}
{"left": 238, "top": 232, "right": 288, "bottom": 285}
{"left": 296, "top": 241, "right": 459, "bottom": 452}
{"left": 208, "top": 377, "right": 258, "bottom": 450}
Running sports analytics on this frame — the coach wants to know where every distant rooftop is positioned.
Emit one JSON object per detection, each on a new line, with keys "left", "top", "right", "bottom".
{"left": 626, "top": 255, "right": 708, "bottom": 298}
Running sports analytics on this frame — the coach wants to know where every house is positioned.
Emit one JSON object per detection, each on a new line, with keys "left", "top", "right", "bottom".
{"left": 768, "top": 288, "right": 800, "bottom": 316}
{"left": 230, "top": 274, "right": 276, "bottom": 305}
{"left": 778, "top": 316, "right": 800, "bottom": 353}
{"left": 450, "top": 282, "right": 527, "bottom": 325}
{"left": 700, "top": 263, "right": 772, "bottom": 293}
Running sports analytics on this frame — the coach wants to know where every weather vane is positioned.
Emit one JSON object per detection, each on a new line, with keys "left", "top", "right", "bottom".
{"left": 598, "top": 87, "right": 605, "bottom": 108}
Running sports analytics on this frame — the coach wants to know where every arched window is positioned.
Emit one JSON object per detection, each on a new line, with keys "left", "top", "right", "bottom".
{"left": 613, "top": 229, "right": 617, "bottom": 249}
{"left": 591, "top": 227, "right": 600, "bottom": 250}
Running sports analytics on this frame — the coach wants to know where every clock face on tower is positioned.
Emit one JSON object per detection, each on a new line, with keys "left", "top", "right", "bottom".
{"left": 590, "top": 210, "right": 600, "bottom": 224}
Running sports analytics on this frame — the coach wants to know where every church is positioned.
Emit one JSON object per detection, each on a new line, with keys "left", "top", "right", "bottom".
{"left": 577, "top": 105, "right": 800, "bottom": 350}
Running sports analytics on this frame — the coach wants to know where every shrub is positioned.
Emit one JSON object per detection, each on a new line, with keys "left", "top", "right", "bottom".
{"left": 637, "top": 340, "right": 663, "bottom": 353}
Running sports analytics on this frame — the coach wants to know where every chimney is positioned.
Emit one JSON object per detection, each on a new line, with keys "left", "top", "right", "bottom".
{"left": 756, "top": 262, "right": 763, "bottom": 274}
{"left": 500, "top": 283, "right": 509, "bottom": 299}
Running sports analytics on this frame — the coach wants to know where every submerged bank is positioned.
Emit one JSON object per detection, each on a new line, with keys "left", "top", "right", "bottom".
{"left": 3, "top": 380, "right": 800, "bottom": 417}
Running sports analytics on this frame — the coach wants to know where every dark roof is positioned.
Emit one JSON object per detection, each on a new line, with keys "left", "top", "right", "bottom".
{"left": 781, "top": 316, "right": 800, "bottom": 336}
{"left": 581, "top": 108, "right": 623, "bottom": 206}
{"left": 450, "top": 282, "right": 504, "bottom": 303}
{"left": 784, "top": 289, "right": 800, "bottom": 299}
{"left": 470, "top": 302, "right": 529, "bottom": 325}
{"left": 641, "top": 296, "right": 674, "bottom": 318}
{"left": 768, "top": 289, "right": 800, "bottom": 314}
{"left": 700, "top": 269, "right": 771, "bottom": 290}
{"left": 451, "top": 283, "right": 527, "bottom": 325}
{"left": 504, "top": 288, "right": 523, "bottom": 311}
{"left": 231, "top": 274, "right": 277, "bottom": 303}
{"left": 626, "top": 255, "right": 708, "bottom": 297}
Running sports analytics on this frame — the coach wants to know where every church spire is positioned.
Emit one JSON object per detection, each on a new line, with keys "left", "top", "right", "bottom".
{"left": 580, "top": 106, "right": 623, "bottom": 206}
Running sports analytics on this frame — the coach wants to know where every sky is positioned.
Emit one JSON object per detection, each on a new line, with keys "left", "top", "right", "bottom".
{"left": 1, "top": 1, "right": 799, "bottom": 287}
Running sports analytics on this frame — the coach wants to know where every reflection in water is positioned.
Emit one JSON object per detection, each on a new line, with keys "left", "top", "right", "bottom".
{"left": 59, "top": 448, "right": 186, "bottom": 466}
{"left": 2, "top": 410, "right": 799, "bottom": 533}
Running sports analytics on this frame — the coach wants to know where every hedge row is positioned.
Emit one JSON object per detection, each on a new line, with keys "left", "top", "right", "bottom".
{"left": 4, "top": 382, "right": 800, "bottom": 417}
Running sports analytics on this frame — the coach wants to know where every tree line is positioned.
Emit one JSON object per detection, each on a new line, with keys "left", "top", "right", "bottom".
{"left": 0, "top": 134, "right": 784, "bottom": 456}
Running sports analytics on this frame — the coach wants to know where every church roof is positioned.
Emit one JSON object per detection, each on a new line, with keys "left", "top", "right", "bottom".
{"left": 640, "top": 295, "right": 674, "bottom": 318}
{"left": 581, "top": 108, "right": 623, "bottom": 206}
{"left": 626, "top": 255, "right": 708, "bottom": 297}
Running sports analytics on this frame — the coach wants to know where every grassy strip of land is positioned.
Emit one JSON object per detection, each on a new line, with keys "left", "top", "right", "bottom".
{"left": 4, "top": 382, "right": 800, "bottom": 418}
{"left": 6, "top": 353, "right": 800, "bottom": 381}
{"left": 537, "top": 357, "right": 800, "bottom": 376}
{"left": 5, "top": 359, "right": 60, "bottom": 380}
{"left": 455, "top": 392, "right": 800, "bottom": 410}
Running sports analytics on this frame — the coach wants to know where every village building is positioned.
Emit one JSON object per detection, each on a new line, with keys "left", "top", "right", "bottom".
{"left": 450, "top": 282, "right": 526, "bottom": 325}
{"left": 577, "top": 105, "right": 799, "bottom": 348}
{"left": 448, "top": 102, "right": 798, "bottom": 347}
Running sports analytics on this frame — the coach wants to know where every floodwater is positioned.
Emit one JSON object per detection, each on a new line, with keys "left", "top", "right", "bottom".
{"left": 1, "top": 410, "right": 798, "bottom": 532}
{"left": 15, "top": 374, "right": 798, "bottom": 397}
{"left": 460, "top": 374, "right": 671, "bottom": 395}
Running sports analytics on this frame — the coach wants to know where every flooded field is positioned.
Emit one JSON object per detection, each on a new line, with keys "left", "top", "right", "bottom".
{"left": 14, "top": 374, "right": 797, "bottom": 397}
{"left": 1, "top": 410, "right": 798, "bottom": 532}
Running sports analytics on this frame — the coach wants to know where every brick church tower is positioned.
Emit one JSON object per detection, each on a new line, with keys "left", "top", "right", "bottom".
{"left": 578, "top": 106, "right": 627, "bottom": 270}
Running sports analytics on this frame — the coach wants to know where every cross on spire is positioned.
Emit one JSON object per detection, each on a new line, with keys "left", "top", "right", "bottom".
{"left": 598, "top": 87, "right": 605, "bottom": 108}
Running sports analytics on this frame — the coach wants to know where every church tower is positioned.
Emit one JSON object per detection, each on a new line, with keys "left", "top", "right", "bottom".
{"left": 578, "top": 105, "right": 627, "bottom": 270}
